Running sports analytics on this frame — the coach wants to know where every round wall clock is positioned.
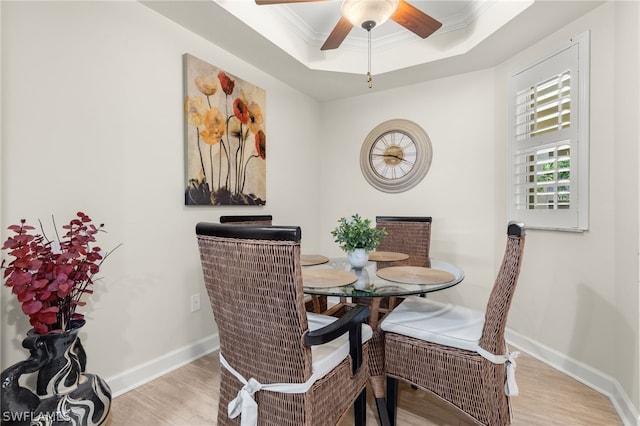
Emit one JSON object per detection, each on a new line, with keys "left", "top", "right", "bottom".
{"left": 359, "top": 119, "right": 433, "bottom": 193}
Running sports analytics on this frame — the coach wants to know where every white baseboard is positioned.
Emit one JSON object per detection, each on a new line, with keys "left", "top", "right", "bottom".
{"left": 506, "top": 328, "right": 639, "bottom": 426}
{"left": 105, "top": 333, "right": 220, "bottom": 398}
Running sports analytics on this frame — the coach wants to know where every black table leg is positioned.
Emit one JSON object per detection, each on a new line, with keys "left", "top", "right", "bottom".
{"left": 354, "top": 388, "right": 366, "bottom": 426}
{"left": 375, "top": 397, "right": 391, "bottom": 426}
{"left": 386, "top": 376, "right": 398, "bottom": 426}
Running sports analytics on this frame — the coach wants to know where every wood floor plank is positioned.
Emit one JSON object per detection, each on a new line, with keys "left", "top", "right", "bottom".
{"left": 106, "top": 351, "right": 621, "bottom": 425}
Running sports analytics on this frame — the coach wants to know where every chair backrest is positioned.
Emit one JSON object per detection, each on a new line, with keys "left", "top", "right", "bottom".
{"left": 376, "top": 216, "right": 432, "bottom": 267}
{"left": 195, "top": 222, "right": 312, "bottom": 384}
{"left": 219, "top": 215, "right": 273, "bottom": 225}
{"left": 479, "top": 222, "right": 526, "bottom": 354}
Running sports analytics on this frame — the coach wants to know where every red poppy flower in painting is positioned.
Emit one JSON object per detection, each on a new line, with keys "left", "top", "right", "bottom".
{"left": 255, "top": 130, "right": 266, "bottom": 160}
{"left": 247, "top": 101, "right": 264, "bottom": 135}
{"left": 233, "top": 98, "right": 250, "bottom": 124}
{"left": 218, "top": 71, "right": 235, "bottom": 96}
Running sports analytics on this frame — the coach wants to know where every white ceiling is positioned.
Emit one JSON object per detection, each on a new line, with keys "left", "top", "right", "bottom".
{"left": 142, "top": 0, "right": 603, "bottom": 102}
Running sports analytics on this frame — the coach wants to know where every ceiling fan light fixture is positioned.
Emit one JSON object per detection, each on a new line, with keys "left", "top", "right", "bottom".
{"left": 340, "top": 0, "right": 400, "bottom": 29}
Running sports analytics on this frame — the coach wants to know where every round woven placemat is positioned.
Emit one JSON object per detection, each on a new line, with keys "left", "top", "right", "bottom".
{"left": 300, "top": 254, "right": 330, "bottom": 266}
{"left": 302, "top": 269, "right": 357, "bottom": 288}
{"left": 376, "top": 266, "right": 454, "bottom": 285}
{"left": 368, "top": 251, "right": 410, "bottom": 262}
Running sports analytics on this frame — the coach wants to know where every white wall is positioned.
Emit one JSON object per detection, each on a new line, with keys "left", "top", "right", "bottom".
{"left": 2, "top": 0, "right": 639, "bottom": 423}
{"left": 613, "top": 0, "right": 640, "bottom": 412}
{"left": 0, "top": 1, "right": 322, "bottom": 381}
{"left": 495, "top": 2, "right": 639, "bottom": 414}
{"left": 318, "top": 70, "right": 501, "bottom": 307}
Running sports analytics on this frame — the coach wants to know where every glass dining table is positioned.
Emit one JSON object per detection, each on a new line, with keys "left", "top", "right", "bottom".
{"left": 301, "top": 255, "right": 465, "bottom": 424}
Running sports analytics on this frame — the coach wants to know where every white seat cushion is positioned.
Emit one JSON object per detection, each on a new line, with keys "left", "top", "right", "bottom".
{"left": 306, "top": 312, "right": 373, "bottom": 379}
{"left": 380, "top": 297, "right": 484, "bottom": 352}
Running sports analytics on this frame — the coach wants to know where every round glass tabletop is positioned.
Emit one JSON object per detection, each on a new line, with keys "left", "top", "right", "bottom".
{"left": 302, "top": 257, "right": 464, "bottom": 298}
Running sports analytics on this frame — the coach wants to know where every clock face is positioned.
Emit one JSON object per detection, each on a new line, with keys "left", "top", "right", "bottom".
{"left": 360, "top": 119, "right": 432, "bottom": 193}
{"left": 369, "top": 131, "right": 417, "bottom": 180}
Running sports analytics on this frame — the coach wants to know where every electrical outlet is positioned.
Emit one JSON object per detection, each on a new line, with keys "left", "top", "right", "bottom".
{"left": 190, "top": 293, "right": 201, "bottom": 312}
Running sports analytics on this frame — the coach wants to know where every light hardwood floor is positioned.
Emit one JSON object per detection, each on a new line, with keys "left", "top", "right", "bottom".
{"left": 106, "top": 350, "right": 622, "bottom": 425}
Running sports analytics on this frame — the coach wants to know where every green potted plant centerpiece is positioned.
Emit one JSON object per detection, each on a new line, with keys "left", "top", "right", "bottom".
{"left": 1, "top": 211, "right": 119, "bottom": 426}
{"left": 331, "top": 214, "right": 387, "bottom": 268}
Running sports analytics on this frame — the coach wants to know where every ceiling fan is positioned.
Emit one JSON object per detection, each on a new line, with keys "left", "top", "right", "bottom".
{"left": 255, "top": 0, "right": 443, "bottom": 51}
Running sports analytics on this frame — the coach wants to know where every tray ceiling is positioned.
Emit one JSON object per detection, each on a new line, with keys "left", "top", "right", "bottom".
{"left": 142, "top": 0, "right": 603, "bottom": 102}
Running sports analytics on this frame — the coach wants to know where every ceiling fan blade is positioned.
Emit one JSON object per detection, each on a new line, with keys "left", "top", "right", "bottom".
{"left": 391, "top": 0, "right": 443, "bottom": 39}
{"left": 255, "top": 0, "right": 326, "bottom": 5}
{"left": 321, "top": 17, "right": 353, "bottom": 51}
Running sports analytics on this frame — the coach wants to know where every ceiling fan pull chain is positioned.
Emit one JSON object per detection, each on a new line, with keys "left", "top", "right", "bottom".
{"left": 367, "top": 27, "right": 373, "bottom": 88}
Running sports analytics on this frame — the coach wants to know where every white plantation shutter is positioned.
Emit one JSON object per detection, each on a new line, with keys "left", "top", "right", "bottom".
{"left": 509, "top": 33, "right": 589, "bottom": 231}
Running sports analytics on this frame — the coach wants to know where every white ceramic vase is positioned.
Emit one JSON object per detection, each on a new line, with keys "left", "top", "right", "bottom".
{"left": 352, "top": 268, "right": 369, "bottom": 290}
{"left": 348, "top": 248, "right": 369, "bottom": 269}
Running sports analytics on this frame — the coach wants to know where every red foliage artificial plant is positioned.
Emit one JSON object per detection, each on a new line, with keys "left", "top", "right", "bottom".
{"left": 1, "top": 211, "right": 117, "bottom": 334}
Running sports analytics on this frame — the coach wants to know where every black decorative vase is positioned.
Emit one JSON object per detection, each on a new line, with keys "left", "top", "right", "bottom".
{"left": 1, "top": 320, "right": 111, "bottom": 425}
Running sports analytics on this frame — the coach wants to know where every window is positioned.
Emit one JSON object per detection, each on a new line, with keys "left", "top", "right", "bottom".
{"left": 508, "top": 33, "right": 590, "bottom": 231}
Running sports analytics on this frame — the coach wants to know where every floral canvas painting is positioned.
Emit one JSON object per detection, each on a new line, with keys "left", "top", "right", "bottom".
{"left": 183, "top": 54, "right": 266, "bottom": 205}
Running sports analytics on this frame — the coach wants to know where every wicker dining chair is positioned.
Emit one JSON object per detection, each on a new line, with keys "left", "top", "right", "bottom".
{"left": 218, "top": 215, "right": 326, "bottom": 314}
{"left": 196, "top": 223, "right": 372, "bottom": 426}
{"left": 359, "top": 216, "right": 433, "bottom": 309}
{"left": 381, "top": 222, "right": 526, "bottom": 426}
{"left": 219, "top": 215, "right": 273, "bottom": 225}
{"left": 373, "top": 215, "right": 433, "bottom": 308}
{"left": 375, "top": 216, "right": 432, "bottom": 268}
